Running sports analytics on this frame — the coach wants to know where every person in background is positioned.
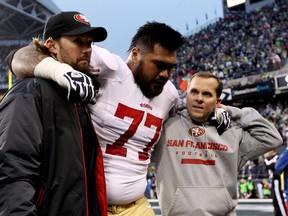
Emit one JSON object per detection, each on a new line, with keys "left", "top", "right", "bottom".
{"left": 8, "top": 18, "right": 185, "bottom": 216}
{"left": 275, "top": 142, "right": 288, "bottom": 214}
{"left": 153, "top": 71, "right": 283, "bottom": 216}
{"left": 145, "top": 165, "right": 156, "bottom": 199}
{"left": 250, "top": 157, "right": 268, "bottom": 199}
{"left": 266, "top": 149, "right": 288, "bottom": 215}
{"left": 0, "top": 11, "right": 107, "bottom": 215}
{"left": 263, "top": 178, "right": 272, "bottom": 198}
{"left": 246, "top": 176, "right": 259, "bottom": 199}
{"left": 239, "top": 179, "right": 248, "bottom": 199}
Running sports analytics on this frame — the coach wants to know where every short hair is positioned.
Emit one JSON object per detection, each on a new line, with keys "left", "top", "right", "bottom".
{"left": 128, "top": 21, "right": 185, "bottom": 53}
{"left": 190, "top": 71, "right": 223, "bottom": 98}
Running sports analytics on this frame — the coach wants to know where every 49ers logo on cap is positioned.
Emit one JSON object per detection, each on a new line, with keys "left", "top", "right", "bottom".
{"left": 74, "top": 14, "right": 90, "bottom": 25}
{"left": 188, "top": 126, "right": 205, "bottom": 137}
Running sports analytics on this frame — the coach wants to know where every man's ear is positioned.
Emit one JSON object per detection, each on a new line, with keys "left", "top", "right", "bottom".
{"left": 216, "top": 98, "right": 222, "bottom": 105}
{"left": 131, "top": 47, "right": 140, "bottom": 62}
{"left": 127, "top": 47, "right": 140, "bottom": 72}
{"left": 45, "top": 38, "right": 57, "bottom": 54}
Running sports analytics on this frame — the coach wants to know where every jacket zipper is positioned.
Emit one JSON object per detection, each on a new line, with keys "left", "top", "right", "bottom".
{"left": 74, "top": 104, "right": 89, "bottom": 216}
{"left": 36, "top": 187, "right": 45, "bottom": 208}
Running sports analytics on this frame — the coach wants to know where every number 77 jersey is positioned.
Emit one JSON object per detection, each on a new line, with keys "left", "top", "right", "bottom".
{"left": 89, "top": 46, "right": 180, "bottom": 205}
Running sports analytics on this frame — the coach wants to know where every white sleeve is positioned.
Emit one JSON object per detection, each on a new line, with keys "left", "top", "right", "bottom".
{"left": 34, "top": 57, "right": 72, "bottom": 88}
{"left": 89, "top": 45, "right": 119, "bottom": 76}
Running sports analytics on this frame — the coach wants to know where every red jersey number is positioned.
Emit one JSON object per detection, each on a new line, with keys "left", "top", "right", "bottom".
{"left": 105, "top": 103, "right": 163, "bottom": 161}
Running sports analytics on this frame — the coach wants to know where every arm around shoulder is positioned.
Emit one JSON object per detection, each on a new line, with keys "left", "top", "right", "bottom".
{"left": 8, "top": 43, "right": 97, "bottom": 104}
{"left": 8, "top": 44, "right": 49, "bottom": 78}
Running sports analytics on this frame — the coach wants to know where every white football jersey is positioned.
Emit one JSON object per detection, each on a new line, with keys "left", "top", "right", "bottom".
{"left": 89, "top": 45, "right": 180, "bottom": 205}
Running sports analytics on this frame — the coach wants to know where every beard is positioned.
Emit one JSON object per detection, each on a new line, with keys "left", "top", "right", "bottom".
{"left": 72, "top": 57, "right": 90, "bottom": 74}
{"left": 73, "top": 63, "right": 89, "bottom": 74}
{"left": 133, "top": 62, "right": 168, "bottom": 98}
{"left": 58, "top": 45, "right": 90, "bottom": 74}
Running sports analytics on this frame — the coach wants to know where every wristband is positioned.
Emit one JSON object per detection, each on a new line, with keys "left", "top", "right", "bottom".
{"left": 34, "top": 57, "right": 72, "bottom": 89}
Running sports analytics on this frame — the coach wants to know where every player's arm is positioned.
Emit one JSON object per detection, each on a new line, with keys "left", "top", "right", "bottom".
{"left": 7, "top": 43, "right": 47, "bottom": 78}
{"left": 6, "top": 43, "right": 96, "bottom": 104}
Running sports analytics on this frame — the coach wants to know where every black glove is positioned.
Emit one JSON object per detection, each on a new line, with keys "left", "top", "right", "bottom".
{"left": 210, "top": 108, "right": 231, "bottom": 134}
{"left": 63, "top": 71, "right": 97, "bottom": 105}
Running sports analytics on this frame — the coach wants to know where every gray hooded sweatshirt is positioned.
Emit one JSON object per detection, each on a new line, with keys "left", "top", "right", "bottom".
{"left": 153, "top": 106, "right": 283, "bottom": 216}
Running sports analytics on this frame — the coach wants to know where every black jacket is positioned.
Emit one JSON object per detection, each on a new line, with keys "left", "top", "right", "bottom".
{"left": 0, "top": 78, "right": 107, "bottom": 216}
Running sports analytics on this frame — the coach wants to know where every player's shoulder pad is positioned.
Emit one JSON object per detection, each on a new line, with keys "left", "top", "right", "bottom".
{"left": 163, "top": 80, "right": 179, "bottom": 98}
{"left": 90, "top": 45, "right": 119, "bottom": 71}
{"left": 163, "top": 80, "right": 180, "bottom": 101}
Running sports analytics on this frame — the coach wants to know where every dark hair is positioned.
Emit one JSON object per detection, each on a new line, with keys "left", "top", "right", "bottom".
{"left": 190, "top": 71, "right": 223, "bottom": 98}
{"left": 128, "top": 21, "right": 185, "bottom": 53}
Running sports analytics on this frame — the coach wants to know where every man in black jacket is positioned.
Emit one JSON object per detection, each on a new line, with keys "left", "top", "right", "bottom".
{"left": 0, "top": 11, "right": 107, "bottom": 216}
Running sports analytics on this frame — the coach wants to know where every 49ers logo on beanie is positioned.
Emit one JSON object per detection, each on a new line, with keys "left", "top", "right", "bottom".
{"left": 74, "top": 14, "right": 90, "bottom": 25}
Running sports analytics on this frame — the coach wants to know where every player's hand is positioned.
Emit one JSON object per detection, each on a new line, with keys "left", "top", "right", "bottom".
{"left": 63, "top": 71, "right": 96, "bottom": 105}
{"left": 34, "top": 57, "right": 97, "bottom": 104}
{"left": 210, "top": 108, "right": 231, "bottom": 134}
{"left": 215, "top": 108, "right": 231, "bottom": 134}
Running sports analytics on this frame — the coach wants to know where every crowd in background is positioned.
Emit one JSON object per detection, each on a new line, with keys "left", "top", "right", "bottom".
{"left": 172, "top": 0, "right": 288, "bottom": 91}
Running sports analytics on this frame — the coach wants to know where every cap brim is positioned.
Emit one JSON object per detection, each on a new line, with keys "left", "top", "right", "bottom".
{"left": 64, "top": 26, "right": 107, "bottom": 42}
